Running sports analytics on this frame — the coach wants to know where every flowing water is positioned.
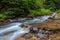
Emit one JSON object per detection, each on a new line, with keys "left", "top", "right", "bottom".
{"left": 0, "top": 13, "right": 56, "bottom": 40}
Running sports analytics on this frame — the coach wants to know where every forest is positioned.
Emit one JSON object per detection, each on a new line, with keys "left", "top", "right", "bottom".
{"left": 0, "top": 0, "right": 60, "bottom": 19}
{"left": 0, "top": 0, "right": 60, "bottom": 40}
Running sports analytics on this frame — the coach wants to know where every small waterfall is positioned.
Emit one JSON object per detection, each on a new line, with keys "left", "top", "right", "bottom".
{"left": 9, "top": 28, "right": 29, "bottom": 40}
{"left": 24, "top": 13, "right": 56, "bottom": 24}
{"left": 0, "top": 13, "right": 56, "bottom": 40}
{"left": 0, "top": 22, "right": 22, "bottom": 35}
{"left": 0, "top": 22, "right": 29, "bottom": 40}
{"left": 50, "top": 12, "right": 56, "bottom": 18}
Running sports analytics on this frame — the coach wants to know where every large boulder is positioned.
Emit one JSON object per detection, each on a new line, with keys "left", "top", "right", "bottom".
{"left": 53, "top": 13, "right": 60, "bottom": 19}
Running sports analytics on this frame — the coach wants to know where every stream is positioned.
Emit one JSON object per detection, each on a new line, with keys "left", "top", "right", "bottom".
{"left": 0, "top": 13, "right": 56, "bottom": 40}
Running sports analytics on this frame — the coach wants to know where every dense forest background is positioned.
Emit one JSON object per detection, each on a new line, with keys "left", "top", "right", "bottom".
{"left": 0, "top": 0, "right": 60, "bottom": 19}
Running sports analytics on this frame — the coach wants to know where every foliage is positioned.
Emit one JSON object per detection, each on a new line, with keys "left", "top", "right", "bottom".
{"left": 29, "top": 9, "right": 41, "bottom": 16}
{"left": 30, "top": 8, "right": 51, "bottom": 16}
{"left": 44, "top": 0, "right": 60, "bottom": 11}
{"left": 0, "top": 13, "right": 7, "bottom": 19}
{"left": 56, "top": 9, "right": 60, "bottom": 13}
{"left": 0, "top": 0, "right": 60, "bottom": 19}
{"left": 40, "top": 8, "right": 51, "bottom": 15}
{"left": 44, "top": 0, "right": 56, "bottom": 11}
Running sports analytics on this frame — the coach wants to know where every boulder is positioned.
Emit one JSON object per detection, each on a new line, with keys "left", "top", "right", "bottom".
{"left": 53, "top": 13, "right": 60, "bottom": 19}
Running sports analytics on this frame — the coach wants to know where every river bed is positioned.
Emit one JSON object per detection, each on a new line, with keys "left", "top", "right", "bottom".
{"left": 0, "top": 13, "right": 60, "bottom": 40}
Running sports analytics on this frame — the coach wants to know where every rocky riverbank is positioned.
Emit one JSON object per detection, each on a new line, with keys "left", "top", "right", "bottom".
{"left": 32, "top": 19, "right": 60, "bottom": 30}
{"left": 16, "top": 32, "right": 60, "bottom": 40}
{"left": 15, "top": 19, "right": 60, "bottom": 40}
{"left": 0, "top": 13, "right": 60, "bottom": 40}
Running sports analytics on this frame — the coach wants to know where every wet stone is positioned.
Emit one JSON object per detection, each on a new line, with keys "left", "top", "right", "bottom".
{"left": 30, "top": 27, "right": 39, "bottom": 33}
{"left": 53, "top": 13, "right": 60, "bottom": 19}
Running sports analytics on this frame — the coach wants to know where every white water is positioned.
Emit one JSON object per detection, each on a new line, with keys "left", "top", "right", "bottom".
{"left": 24, "top": 16, "right": 50, "bottom": 24}
{"left": 24, "top": 13, "right": 56, "bottom": 24}
{"left": 0, "top": 13, "right": 56, "bottom": 40}
{"left": 9, "top": 28, "right": 29, "bottom": 40}
{"left": 0, "top": 23, "right": 22, "bottom": 35}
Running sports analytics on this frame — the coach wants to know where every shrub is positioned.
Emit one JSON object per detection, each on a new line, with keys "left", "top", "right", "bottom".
{"left": 0, "top": 0, "right": 60, "bottom": 19}
{"left": 56, "top": 9, "right": 60, "bottom": 13}
{"left": 40, "top": 8, "right": 51, "bottom": 15}
{"left": 0, "top": 0, "right": 45, "bottom": 16}
{"left": 29, "top": 8, "right": 51, "bottom": 16}
{"left": 0, "top": 13, "right": 7, "bottom": 19}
